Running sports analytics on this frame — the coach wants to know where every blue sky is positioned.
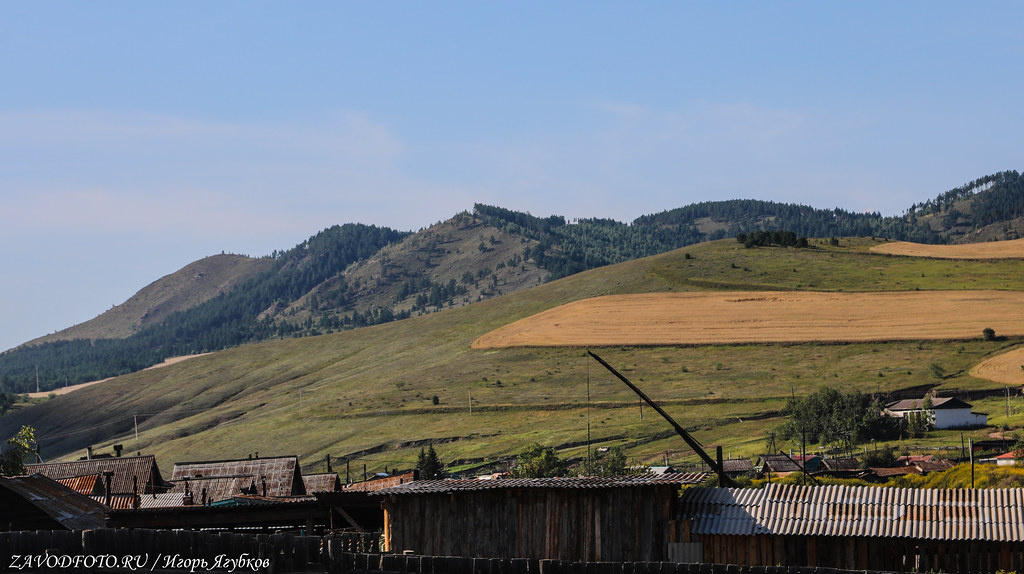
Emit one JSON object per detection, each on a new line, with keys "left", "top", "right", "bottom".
{"left": 1, "top": 2, "right": 1023, "bottom": 351}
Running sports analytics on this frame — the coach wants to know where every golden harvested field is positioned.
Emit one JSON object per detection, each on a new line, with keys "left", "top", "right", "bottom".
{"left": 870, "top": 238, "right": 1024, "bottom": 259}
{"left": 472, "top": 291, "right": 1024, "bottom": 348}
{"left": 970, "top": 347, "right": 1024, "bottom": 386}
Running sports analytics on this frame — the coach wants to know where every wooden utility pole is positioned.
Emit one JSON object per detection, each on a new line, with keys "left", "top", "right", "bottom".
{"left": 587, "top": 350, "right": 734, "bottom": 486}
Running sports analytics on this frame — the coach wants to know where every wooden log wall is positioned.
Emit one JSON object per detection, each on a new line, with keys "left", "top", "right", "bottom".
{"left": 698, "top": 533, "right": 1024, "bottom": 573}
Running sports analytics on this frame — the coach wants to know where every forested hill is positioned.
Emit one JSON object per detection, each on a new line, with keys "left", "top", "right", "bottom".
{"left": 2, "top": 170, "right": 1023, "bottom": 394}
{"left": 634, "top": 170, "right": 1024, "bottom": 246}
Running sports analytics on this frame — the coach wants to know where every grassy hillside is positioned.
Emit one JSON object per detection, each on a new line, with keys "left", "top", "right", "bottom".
{"left": 4, "top": 237, "right": 1024, "bottom": 479}
{"left": 8, "top": 171, "right": 1024, "bottom": 392}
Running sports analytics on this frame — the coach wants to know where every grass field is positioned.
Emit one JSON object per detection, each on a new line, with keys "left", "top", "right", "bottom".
{"left": 473, "top": 291, "right": 1024, "bottom": 347}
{"left": 870, "top": 238, "right": 1024, "bottom": 259}
{"left": 6, "top": 237, "right": 1024, "bottom": 477}
{"left": 970, "top": 347, "right": 1024, "bottom": 386}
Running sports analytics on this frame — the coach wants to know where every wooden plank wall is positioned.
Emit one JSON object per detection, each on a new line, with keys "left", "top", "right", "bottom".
{"left": 383, "top": 485, "right": 679, "bottom": 562}
{"left": 0, "top": 530, "right": 928, "bottom": 574}
{"left": 699, "top": 534, "right": 1024, "bottom": 573}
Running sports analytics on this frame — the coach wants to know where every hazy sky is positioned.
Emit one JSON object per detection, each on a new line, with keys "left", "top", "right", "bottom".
{"left": 2, "top": 2, "right": 1022, "bottom": 352}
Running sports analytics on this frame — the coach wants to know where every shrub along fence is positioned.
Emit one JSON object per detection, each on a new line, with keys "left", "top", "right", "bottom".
{"left": 0, "top": 529, "right": 897, "bottom": 573}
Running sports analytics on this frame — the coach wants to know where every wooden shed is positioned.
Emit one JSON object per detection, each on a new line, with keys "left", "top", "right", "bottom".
{"left": 0, "top": 474, "right": 107, "bottom": 531}
{"left": 375, "top": 473, "right": 707, "bottom": 562}
{"left": 680, "top": 483, "right": 1024, "bottom": 573}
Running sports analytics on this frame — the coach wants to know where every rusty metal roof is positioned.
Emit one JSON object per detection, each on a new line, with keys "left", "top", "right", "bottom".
{"left": 1, "top": 474, "right": 107, "bottom": 530}
{"left": 344, "top": 471, "right": 418, "bottom": 492}
{"left": 681, "top": 484, "right": 1024, "bottom": 541}
{"left": 26, "top": 455, "right": 166, "bottom": 495}
{"left": 170, "top": 456, "right": 304, "bottom": 501}
{"left": 373, "top": 473, "right": 709, "bottom": 495}
{"left": 55, "top": 473, "right": 102, "bottom": 495}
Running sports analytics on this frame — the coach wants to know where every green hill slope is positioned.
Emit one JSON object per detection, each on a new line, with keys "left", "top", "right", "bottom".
{"left": 6, "top": 171, "right": 1024, "bottom": 393}
{"left": 4, "top": 237, "right": 1022, "bottom": 477}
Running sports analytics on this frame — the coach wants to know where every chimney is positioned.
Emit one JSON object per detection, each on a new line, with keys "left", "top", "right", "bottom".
{"left": 86, "top": 446, "right": 93, "bottom": 460}
{"left": 326, "top": 454, "right": 332, "bottom": 473}
{"left": 103, "top": 471, "right": 113, "bottom": 507}
{"left": 133, "top": 476, "right": 139, "bottom": 509}
{"left": 113, "top": 444, "right": 123, "bottom": 457}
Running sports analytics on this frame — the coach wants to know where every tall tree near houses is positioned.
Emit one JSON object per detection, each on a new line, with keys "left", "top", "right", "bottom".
{"left": 0, "top": 425, "right": 36, "bottom": 477}
{"left": 416, "top": 445, "right": 445, "bottom": 479}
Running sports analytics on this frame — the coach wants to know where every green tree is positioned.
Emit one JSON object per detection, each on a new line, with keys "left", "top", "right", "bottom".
{"left": 1012, "top": 434, "right": 1024, "bottom": 464}
{"left": 0, "top": 392, "right": 13, "bottom": 416}
{"left": 1, "top": 425, "right": 36, "bottom": 476}
{"left": 574, "top": 446, "right": 647, "bottom": 477}
{"left": 416, "top": 445, "right": 445, "bottom": 479}
{"left": 511, "top": 442, "right": 567, "bottom": 478}
{"left": 779, "top": 387, "right": 902, "bottom": 445}
{"left": 860, "top": 445, "right": 898, "bottom": 469}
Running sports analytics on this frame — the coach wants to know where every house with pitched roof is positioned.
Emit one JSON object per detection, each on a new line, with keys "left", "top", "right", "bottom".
{"left": 169, "top": 455, "right": 306, "bottom": 504}
{"left": 25, "top": 454, "right": 169, "bottom": 498}
{"left": 886, "top": 397, "right": 987, "bottom": 429}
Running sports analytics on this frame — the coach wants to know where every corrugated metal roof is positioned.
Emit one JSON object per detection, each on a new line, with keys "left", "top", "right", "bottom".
{"left": 681, "top": 484, "right": 1024, "bottom": 542}
{"left": 27, "top": 455, "right": 166, "bottom": 495}
{"left": 887, "top": 397, "right": 968, "bottom": 411}
{"left": 372, "top": 473, "right": 709, "bottom": 495}
{"left": 1, "top": 474, "right": 107, "bottom": 530}
{"left": 170, "top": 456, "right": 304, "bottom": 502}
{"left": 137, "top": 492, "right": 187, "bottom": 509}
{"left": 55, "top": 473, "right": 102, "bottom": 495}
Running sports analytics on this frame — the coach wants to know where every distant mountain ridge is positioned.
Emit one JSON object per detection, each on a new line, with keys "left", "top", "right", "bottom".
{"left": 3, "top": 170, "right": 1023, "bottom": 393}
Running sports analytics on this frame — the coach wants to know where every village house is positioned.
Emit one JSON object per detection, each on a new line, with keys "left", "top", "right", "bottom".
{"left": 25, "top": 452, "right": 170, "bottom": 509}
{"left": 886, "top": 397, "right": 988, "bottom": 429}
{"left": 169, "top": 454, "right": 307, "bottom": 504}
{"left": 303, "top": 471, "right": 342, "bottom": 493}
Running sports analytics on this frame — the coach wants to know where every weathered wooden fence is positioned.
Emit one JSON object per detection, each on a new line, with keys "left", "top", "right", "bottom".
{"left": 0, "top": 529, "right": 899, "bottom": 573}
